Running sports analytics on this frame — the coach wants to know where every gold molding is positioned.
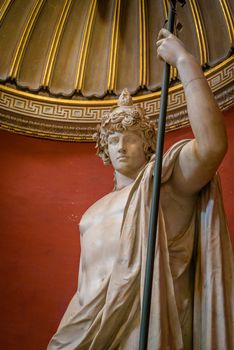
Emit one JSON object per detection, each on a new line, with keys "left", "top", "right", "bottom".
{"left": 189, "top": 0, "right": 207, "bottom": 65}
{"left": 9, "top": 0, "right": 45, "bottom": 79}
{"left": 139, "top": 0, "right": 147, "bottom": 87}
{"left": 219, "top": 0, "right": 234, "bottom": 44}
{"left": 107, "top": 0, "right": 121, "bottom": 92}
{"left": 163, "top": 0, "right": 168, "bottom": 16}
{"left": 0, "top": 0, "right": 12, "bottom": 24}
{"left": 41, "top": 0, "right": 73, "bottom": 87}
{"left": 75, "top": 0, "right": 97, "bottom": 92}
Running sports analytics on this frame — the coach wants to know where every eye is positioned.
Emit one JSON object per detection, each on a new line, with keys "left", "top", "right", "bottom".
{"left": 108, "top": 136, "right": 119, "bottom": 145}
{"left": 126, "top": 134, "right": 141, "bottom": 143}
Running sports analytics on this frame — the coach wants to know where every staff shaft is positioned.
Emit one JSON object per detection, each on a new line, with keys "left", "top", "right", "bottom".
{"left": 138, "top": 1, "right": 177, "bottom": 348}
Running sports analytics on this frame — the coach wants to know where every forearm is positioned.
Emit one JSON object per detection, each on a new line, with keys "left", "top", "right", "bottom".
{"left": 176, "top": 54, "right": 227, "bottom": 163}
{"left": 157, "top": 28, "right": 227, "bottom": 193}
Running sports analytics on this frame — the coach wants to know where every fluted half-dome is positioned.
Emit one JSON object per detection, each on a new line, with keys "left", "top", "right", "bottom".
{"left": 0, "top": 0, "right": 233, "bottom": 140}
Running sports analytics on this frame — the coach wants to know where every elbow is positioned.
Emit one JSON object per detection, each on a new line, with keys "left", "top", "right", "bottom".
{"left": 216, "top": 135, "right": 228, "bottom": 160}
{"left": 207, "top": 137, "right": 228, "bottom": 166}
{"left": 197, "top": 136, "right": 228, "bottom": 168}
{"left": 215, "top": 112, "right": 228, "bottom": 159}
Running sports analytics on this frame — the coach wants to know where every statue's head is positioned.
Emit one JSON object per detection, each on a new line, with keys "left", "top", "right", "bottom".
{"left": 94, "top": 88, "right": 156, "bottom": 166}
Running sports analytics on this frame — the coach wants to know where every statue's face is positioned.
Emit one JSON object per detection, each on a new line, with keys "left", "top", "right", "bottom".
{"left": 108, "top": 129, "right": 147, "bottom": 178}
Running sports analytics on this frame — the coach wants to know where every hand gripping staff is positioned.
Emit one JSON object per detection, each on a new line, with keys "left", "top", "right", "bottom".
{"left": 139, "top": 1, "right": 186, "bottom": 349}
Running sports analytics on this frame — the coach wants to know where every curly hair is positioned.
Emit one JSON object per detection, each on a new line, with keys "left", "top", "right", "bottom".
{"left": 93, "top": 104, "right": 156, "bottom": 165}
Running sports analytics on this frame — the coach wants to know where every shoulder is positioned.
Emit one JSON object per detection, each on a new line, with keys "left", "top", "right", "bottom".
{"left": 161, "top": 139, "right": 191, "bottom": 183}
{"left": 80, "top": 191, "right": 113, "bottom": 222}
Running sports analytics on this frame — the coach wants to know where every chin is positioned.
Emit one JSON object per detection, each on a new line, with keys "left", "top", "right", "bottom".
{"left": 118, "top": 167, "right": 139, "bottom": 177}
{"left": 116, "top": 167, "right": 129, "bottom": 175}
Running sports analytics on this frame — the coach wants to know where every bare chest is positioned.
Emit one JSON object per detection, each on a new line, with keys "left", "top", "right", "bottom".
{"left": 78, "top": 186, "right": 132, "bottom": 305}
{"left": 79, "top": 185, "right": 132, "bottom": 270}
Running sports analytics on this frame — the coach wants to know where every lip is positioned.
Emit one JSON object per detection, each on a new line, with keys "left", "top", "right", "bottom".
{"left": 117, "top": 156, "right": 128, "bottom": 160}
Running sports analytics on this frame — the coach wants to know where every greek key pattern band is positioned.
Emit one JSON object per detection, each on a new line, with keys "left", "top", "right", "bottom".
{"left": 0, "top": 57, "right": 233, "bottom": 141}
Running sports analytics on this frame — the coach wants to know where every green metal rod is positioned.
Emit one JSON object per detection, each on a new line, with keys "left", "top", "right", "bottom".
{"left": 138, "top": 1, "right": 177, "bottom": 349}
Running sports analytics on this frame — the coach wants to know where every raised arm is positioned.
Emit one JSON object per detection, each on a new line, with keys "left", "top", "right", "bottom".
{"left": 157, "top": 28, "right": 227, "bottom": 195}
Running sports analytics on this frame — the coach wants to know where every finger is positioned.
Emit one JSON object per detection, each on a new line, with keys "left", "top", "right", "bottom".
{"left": 156, "top": 44, "right": 166, "bottom": 61}
{"left": 156, "top": 38, "right": 165, "bottom": 47}
{"left": 157, "top": 28, "right": 170, "bottom": 40}
{"left": 157, "top": 45, "right": 164, "bottom": 57}
{"left": 156, "top": 52, "right": 164, "bottom": 63}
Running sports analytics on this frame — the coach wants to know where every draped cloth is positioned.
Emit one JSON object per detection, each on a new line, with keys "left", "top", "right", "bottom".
{"left": 48, "top": 140, "right": 234, "bottom": 350}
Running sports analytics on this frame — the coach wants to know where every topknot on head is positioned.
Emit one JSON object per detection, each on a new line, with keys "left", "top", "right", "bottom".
{"left": 117, "top": 88, "right": 133, "bottom": 107}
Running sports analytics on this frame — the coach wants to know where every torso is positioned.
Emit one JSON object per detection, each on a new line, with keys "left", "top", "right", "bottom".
{"left": 78, "top": 179, "right": 196, "bottom": 307}
{"left": 78, "top": 183, "right": 133, "bottom": 306}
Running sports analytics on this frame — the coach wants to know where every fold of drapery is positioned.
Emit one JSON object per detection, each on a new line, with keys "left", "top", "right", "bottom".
{"left": 48, "top": 140, "right": 234, "bottom": 350}
{"left": 193, "top": 175, "right": 234, "bottom": 349}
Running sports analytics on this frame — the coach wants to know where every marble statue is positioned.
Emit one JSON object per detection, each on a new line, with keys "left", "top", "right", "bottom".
{"left": 48, "top": 29, "right": 234, "bottom": 349}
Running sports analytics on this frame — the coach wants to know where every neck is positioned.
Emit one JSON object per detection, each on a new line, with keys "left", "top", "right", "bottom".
{"left": 114, "top": 169, "right": 143, "bottom": 191}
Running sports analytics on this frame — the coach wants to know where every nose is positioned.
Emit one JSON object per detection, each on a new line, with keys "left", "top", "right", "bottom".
{"left": 118, "top": 136, "right": 126, "bottom": 153}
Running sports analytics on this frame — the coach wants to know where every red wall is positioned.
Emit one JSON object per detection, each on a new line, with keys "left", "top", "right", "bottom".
{"left": 0, "top": 107, "right": 233, "bottom": 350}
